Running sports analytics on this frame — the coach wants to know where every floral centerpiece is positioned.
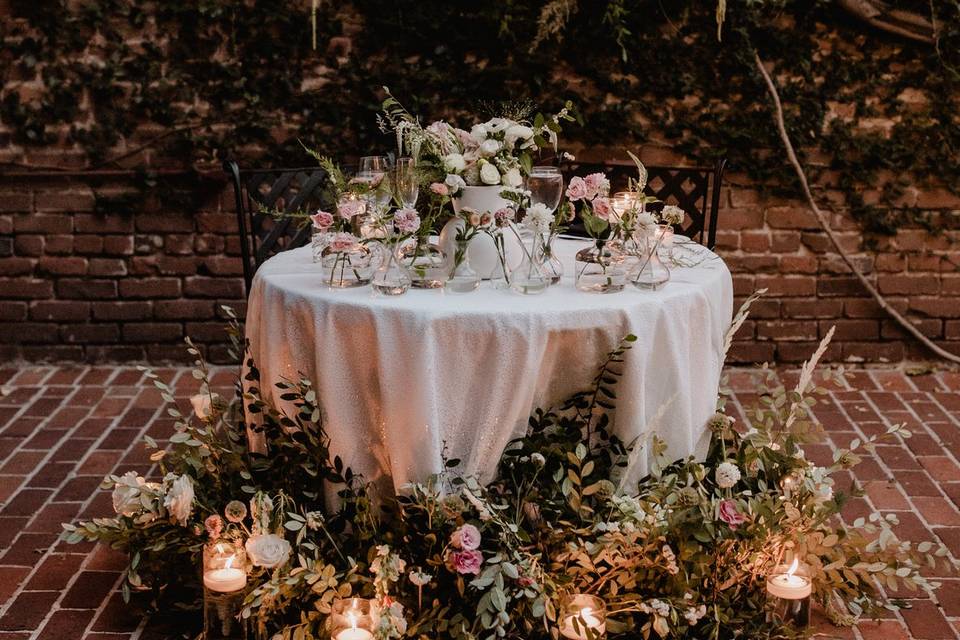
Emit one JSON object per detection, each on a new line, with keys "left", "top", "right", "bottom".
{"left": 62, "top": 299, "right": 956, "bottom": 640}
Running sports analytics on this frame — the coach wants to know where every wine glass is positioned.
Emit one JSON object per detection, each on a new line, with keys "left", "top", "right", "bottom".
{"left": 394, "top": 157, "right": 418, "bottom": 209}
{"left": 525, "top": 166, "right": 564, "bottom": 212}
{"left": 356, "top": 155, "right": 392, "bottom": 217}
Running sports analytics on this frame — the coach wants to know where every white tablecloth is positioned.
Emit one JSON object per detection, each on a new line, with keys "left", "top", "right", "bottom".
{"left": 244, "top": 237, "right": 733, "bottom": 496}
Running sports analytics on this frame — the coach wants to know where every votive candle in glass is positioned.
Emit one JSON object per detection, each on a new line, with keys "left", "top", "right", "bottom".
{"left": 203, "top": 541, "right": 248, "bottom": 639}
{"left": 330, "top": 597, "right": 376, "bottom": 640}
{"left": 766, "top": 558, "right": 811, "bottom": 627}
{"left": 559, "top": 593, "right": 606, "bottom": 640}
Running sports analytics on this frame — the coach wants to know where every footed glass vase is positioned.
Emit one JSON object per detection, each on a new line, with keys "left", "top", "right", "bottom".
{"left": 446, "top": 240, "right": 481, "bottom": 293}
{"left": 398, "top": 237, "right": 452, "bottom": 289}
{"left": 511, "top": 234, "right": 550, "bottom": 295}
{"left": 372, "top": 244, "right": 411, "bottom": 296}
{"left": 575, "top": 239, "right": 627, "bottom": 294}
{"left": 320, "top": 243, "right": 374, "bottom": 289}
{"left": 628, "top": 224, "right": 671, "bottom": 290}
{"left": 536, "top": 233, "right": 563, "bottom": 285}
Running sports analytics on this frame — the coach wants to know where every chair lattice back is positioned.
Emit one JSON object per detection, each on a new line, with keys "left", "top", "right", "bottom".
{"left": 560, "top": 160, "right": 726, "bottom": 249}
{"left": 224, "top": 161, "right": 333, "bottom": 293}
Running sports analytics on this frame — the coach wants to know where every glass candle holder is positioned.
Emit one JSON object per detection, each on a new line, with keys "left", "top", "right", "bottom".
{"left": 766, "top": 559, "right": 811, "bottom": 628}
{"left": 203, "top": 541, "right": 248, "bottom": 639}
{"left": 330, "top": 597, "right": 376, "bottom": 640}
{"left": 558, "top": 593, "right": 606, "bottom": 640}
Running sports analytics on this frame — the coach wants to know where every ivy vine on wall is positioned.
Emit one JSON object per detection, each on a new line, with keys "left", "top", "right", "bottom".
{"left": 1, "top": 0, "right": 958, "bottom": 234}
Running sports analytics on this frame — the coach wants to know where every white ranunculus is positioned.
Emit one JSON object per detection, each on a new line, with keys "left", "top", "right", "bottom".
{"left": 443, "top": 153, "right": 466, "bottom": 173}
{"left": 470, "top": 124, "right": 488, "bottom": 141}
{"left": 479, "top": 162, "right": 501, "bottom": 185}
{"left": 502, "top": 167, "right": 523, "bottom": 188}
{"left": 190, "top": 393, "right": 212, "bottom": 420}
{"left": 112, "top": 471, "right": 146, "bottom": 517}
{"left": 163, "top": 474, "right": 194, "bottom": 526}
{"left": 479, "top": 139, "right": 500, "bottom": 157}
{"left": 715, "top": 461, "right": 741, "bottom": 489}
{"left": 245, "top": 533, "right": 292, "bottom": 569}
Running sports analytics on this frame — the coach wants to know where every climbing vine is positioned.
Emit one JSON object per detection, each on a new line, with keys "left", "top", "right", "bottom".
{"left": 1, "top": 0, "right": 957, "bottom": 234}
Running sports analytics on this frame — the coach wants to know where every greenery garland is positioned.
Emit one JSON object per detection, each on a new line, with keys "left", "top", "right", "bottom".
{"left": 2, "top": 1, "right": 958, "bottom": 233}
{"left": 62, "top": 298, "right": 955, "bottom": 639}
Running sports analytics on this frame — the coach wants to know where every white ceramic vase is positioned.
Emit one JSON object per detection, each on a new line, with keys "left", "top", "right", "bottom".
{"left": 442, "top": 185, "right": 516, "bottom": 279}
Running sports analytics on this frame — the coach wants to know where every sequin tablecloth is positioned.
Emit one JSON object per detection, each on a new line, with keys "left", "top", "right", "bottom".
{"left": 243, "top": 237, "right": 733, "bottom": 496}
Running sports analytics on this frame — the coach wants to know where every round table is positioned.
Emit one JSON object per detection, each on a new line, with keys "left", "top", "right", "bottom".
{"left": 244, "top": 237, "right": 733, "bottom": 496}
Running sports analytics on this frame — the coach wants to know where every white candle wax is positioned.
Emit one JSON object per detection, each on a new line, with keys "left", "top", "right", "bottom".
{"left": 766, "top": 571, "right": 811, "bottom": 600}
{"left": 559, "top": 608, "right": 605, "bottom": 640}
{"left": 335, "top": 627, "right": 374, "bottom": 640}
{"left": 203, "top": 566, "right": 247, "bottom": 593}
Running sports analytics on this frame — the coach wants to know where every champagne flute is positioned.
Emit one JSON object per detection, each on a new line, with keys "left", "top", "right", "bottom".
{"left": 394, "top": 157, "right": 418, "bottom": 209}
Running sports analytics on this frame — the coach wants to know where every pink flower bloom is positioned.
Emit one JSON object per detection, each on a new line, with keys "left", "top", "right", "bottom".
{"left": 447, "top": 549, "right": 483, "bottom": 575}
{"left": 394, "top": 208, "right": 421, "bottom": 234}
{"left": 337, "top": 199, "right": 366, "bottom": 219}
{"left": 718, "top": 499, "right": 747, "bottom": 530}
{"left": 583, "top": 172, "right": 609, "bottom": 199}
{"left": 430, "top": 182, "right": 449, "bottom": 196}
{"left": 204, "top": 514, "right": 223, "bottom": 540}
{"left": 591, "top": 197, "right": 612, "bottom": 221}
{"left": 566, "top": 176, "right": 588, "bottom": 201}
{"left": 517, "top": 576, "right": 536, "bottom": 588}
{"left": 494, "top": 207, "right": 515, "bottom": 227}
{"left": 328, "top": 232, "right": 359, "bottom": 253}
{"left": 310, "top": 210, "right": 335, "bottom": 230}
{"left": 451, "top": 523, "right": 481, "bottom": 550}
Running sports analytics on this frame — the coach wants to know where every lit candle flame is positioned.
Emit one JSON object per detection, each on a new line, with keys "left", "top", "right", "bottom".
{"left": 225, "top": 555, "right": 234, "bottom": 570}
{"left": 347, "top": 611, "right": 358, "bottom": 631}
{"left": 786, "top": 557, "right": 799, "bottom": 578}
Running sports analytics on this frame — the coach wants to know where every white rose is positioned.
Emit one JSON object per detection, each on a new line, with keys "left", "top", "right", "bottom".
{"left": 445, "top": 173, "right": 466, "bottom": 193}
{"left": 479, "top": 162, "right": 501, "bottom": 185}
{"left": 502, "top": 167, "right": 523, "bottom": 188}
{"left": 479, "top": 139, "right": 500, "bottom": 157}
{"left": 443, "top": 153, "right": 466, "bottom": 173}
{"left": 163, "top": 474, "right": 194, "bottom": 526}
{"left": 470, "top": 124, "right": 488, "bottom": 141}
{"left": 715, "top": 461, "right": 741, "bottom": 489}
{"left": 112, "top": 471, "right": 145, "bottom": 517}
{"left": 245, "top": 533, "right": 292, "bottom": 569}
{"left": 190, "top": 393, "right": 212, "bottom": 420}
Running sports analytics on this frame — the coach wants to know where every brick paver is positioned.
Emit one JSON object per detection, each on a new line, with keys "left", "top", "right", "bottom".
{"left": 0, "top": 364, "right": 958, "bottom": 639}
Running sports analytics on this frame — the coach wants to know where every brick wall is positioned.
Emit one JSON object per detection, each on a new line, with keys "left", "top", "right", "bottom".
{"left": 1, "top": 168, "right": 959, "bottom": 364}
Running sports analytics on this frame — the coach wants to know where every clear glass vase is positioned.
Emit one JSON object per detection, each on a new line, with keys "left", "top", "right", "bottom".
{"left": 398, "top": 237, "right": 451, "bottom": 289}
{"left": 536, "top": 233, "right": 563, "bottom": 285}
{"left": 446, "top": 240, "right": 481, "bottom": 293}
{"left": 628, "top": 224, "right": 672, "bottom": 290}
{"left": 574, "top": 239, "right": 627, "bottom": 294}
{"left": 489, "top": 230, "right": 512, "bottom": 289}
{"left": 372, "top": 243, "right": 411, "bottom": 296}
{"left": 511, "top": 233, "right": 550, "bottom": 295}
{"left": 320, "top": 243, "right": 374, "bottom": 289}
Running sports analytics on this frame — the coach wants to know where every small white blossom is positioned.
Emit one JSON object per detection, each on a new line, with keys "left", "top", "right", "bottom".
{"left": 660, "top": 205, "right": 685, "bottom": 226}
{"left": 715, "top": 461, "right": 741, "bottom": 489}
{"left": 443, "top": 153, "right": 466, "bottom": 173}
{"left": 522, "top": 203, "right": 553, "bottom": 233}
{"left": 162, "top": 474, "right": 194, "bottom": 526}
{"left": 245, "top": 533, "right": 291, "bottom": 569}
{"left": 111, "top": 471, "right": 147, "bottom": 517}
{"left": 408, "top": 569, "right": 432, "bottom": 587}
{"left": 479, "top": 162, "right": 501, "bottom": 185}
{"left": 684, "top": 604, "right": 707, "bottom": 625}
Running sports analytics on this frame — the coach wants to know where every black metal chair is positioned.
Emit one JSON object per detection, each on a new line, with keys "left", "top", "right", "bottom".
{"left": 560, "top": 160, "right": 726, "bottom": 249}
{"left": 224, "top": 161, "right": 334, "bottom": 294}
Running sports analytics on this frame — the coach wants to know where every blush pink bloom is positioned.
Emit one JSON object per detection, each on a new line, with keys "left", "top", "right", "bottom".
{"left": 718, "top": 499, "right": 747, "bottom": 530}
{"left": 430, "top": 182, "right": 449, "bottom": 196}
{"left": 310, "top": 210, "right": 335, "bottom": 230}
{"left": 583, "top": 172, "right": 609, "bottom": 199}
{"left": 591, "top": 197, "right": 612, "bottom": 221}
{"left": 566, "top": 176, "right": 588, "bottom": 201}
{"left": 337, "top": 199, "right": 366, "bottom": 219}
{"left": 447, "top": 549, "right": 483, "bottom": 575}
{"left": 394, "top": 208, "right": 421, "bottom": 234}
{"left": 328, "top": 232, "right": 359, "bottom": 253}
{"left": 451, "top": 523, "right": 481, "bottom": 550}
{"left": 494, "top": 207, "right": 515, "bottom": 227}
{"left": 204, "top": 514, "right": 223, "bottom": 540}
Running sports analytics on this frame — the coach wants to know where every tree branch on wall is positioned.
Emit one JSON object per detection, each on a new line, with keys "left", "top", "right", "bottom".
{"left": 837, "top": 0, "right": 935, "bottom": 43}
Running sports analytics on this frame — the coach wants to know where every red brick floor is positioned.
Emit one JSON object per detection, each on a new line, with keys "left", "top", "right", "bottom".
{"left": 0, "top": 365, "right": 958, "bottom": 639}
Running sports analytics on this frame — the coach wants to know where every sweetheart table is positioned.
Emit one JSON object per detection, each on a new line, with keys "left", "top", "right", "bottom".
{"left": 243, "top": 237, "right": 733, "bottom": 496}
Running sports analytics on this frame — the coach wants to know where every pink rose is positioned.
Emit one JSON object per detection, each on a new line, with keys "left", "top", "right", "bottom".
{"left": 394, "top": 208, "right": 421, "bottom": 234}
{"left": 430, "top": 182, "right": 449, "bottom": 196}
{"left": 204, "top": 514, "right": 223, "bottom": 540}
{"left": 566, "top": 176, "right": 588, "bottom": 201}
{"left": 447, "top": 549, "right": 483, "bottom": 575}
{"left": 718, "top": 499, "right": 747, "bottom": 530}
{"left": 451, "top": 523, "right": 481, "bottom": 550}
{"left": 591, "top": 197, "right": 612, "bottom": 221}
{"left": 327, "top": 232, "right": 359, "bottom": 253}
{"left": 583, "top": 172, "right": 609, "bottom": 199}
{"left": 337, "top": 199, "right": 366, "bottom": 219}
{"left": 310, "top": 210, "right": 335, "bottom": 230}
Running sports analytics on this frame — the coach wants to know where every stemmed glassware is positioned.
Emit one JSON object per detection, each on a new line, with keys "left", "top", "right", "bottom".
{"left": 524, "top": 166, "right": 565, "bottom": 284}
{"left": 394, "top": 157, "right": 418, "bottom": 209}
{"left": 356, "top": 156, "right": 392, "bottom": 234}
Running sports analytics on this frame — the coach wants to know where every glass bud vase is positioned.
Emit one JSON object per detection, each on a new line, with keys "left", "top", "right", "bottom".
{"left": 575, "top": 239, "right": 627, "bottom": 294}
{"left": 320, "top": 241, "right": 374, "bottom": 289}
{"left": 628, "top": 224, "right": 671, "bottom": 291}
{"left": 398, "top": 237, "right": 451, "bottom": 289}
{"left": 372, "top": 243, "right": 411, "bottom": 296}
{"left": 536, "top": 233, "right": 563, "bottom": 285}
{"left": 511, "top": 233, "right": 550, "bottom": 295}
{"left": 446, "top": 240, "right": 481, "bottom": 293}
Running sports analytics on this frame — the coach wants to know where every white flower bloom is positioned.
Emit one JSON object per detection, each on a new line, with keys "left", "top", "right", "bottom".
{"left": 715, "top": 461, "right": 741, "bottom": 489}
{"left": 445, "top": 173, "right": 466, "bottom": 194}
{"left": 479, "top": 162, "right": 501, "bottom": 185}
{"left": 660, "top": 204, "right": 685, "bottom": 226}
{"left": 684, "top": 604, "right": 707, "bottom": 625}
{"left": 484, "top": 117, "right": 509, "bottom": 134}
{"left": 504, "top": 124, "right": 534, "bottom": 147}
{"left": 443, "top": 153, "right": 466, "bottom": 173}
{"left": 470, "top": 124, "right": 488, "bottom": 141}
{"left": 408, "top": 569, "right": 432, "bottom": 587}
{"left": 163, "top": 474, "right": 194, "bottom": 526}
{"left": 502, "top": 167, "right": 523, "bottom": 188}
{"left": 531, "top": 452, "right": 546, "bottom": 468}
{"left": 479, "top": 139, "right": 500, "bottom": 157}
{"left": 635, "top": 211, "right": 658, "bottom": 230}
{"left": 245, "top": 533, "right": 292, "bottom": 569}
{"left": 190, "top": 393, "right": 212, "bottom": 420}
{"left": 523, "top": 203, "right": 553, "bottom": 233}
{"left": 112, "top": 471, "right": 146, "bottom": 517}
